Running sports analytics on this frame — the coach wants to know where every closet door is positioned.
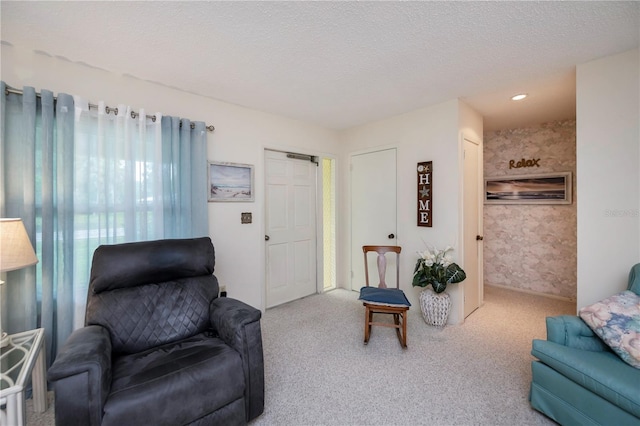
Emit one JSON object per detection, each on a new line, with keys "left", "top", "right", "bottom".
{"left": 350, "top": 148, "right": 397, "bottom": 290}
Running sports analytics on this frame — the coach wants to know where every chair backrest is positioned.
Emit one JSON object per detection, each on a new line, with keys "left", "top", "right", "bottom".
{"left": 85, "top": 237, "right": 219, "bottom": 354}
{"left": 363, "top": 245, "right": 401, "bottom": 289}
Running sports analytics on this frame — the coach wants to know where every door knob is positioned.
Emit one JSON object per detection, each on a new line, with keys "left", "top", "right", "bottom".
{"left": 265, "top": 235, "right": 270, "bottom": 241}
{"left": 476, "top": 235, "right": 484, "bottom": 241}
{"left": 388, "top": 234, "right": 395, "bottom": 239}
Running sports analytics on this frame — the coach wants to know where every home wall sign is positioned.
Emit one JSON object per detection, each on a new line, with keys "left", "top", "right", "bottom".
{"left": 417, "top": 161, "right": 432, "bottom": 227}
{"left": 509, "top": 158, "right": 541, "bottom": 169}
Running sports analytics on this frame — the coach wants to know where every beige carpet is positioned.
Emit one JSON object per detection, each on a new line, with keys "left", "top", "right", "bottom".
{"left": 26, "top": 285, "right": 573, "bottom": 425}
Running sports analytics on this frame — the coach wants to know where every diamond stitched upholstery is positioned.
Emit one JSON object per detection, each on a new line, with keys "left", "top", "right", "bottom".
{"left": 86, "top": 276, "right": 216, "bottom": 354}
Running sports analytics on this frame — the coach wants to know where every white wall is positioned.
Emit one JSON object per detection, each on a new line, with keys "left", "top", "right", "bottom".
{"left": 458, "top": 101, "right": 483, "bottom": 146}
{"left": 340, "top": 99, "right": 482, "bottom": 324}
{"left": 576, "top": 48, "right": 640, "bottom": 308}
{"left": 1, "top": 44, "right": 341, "bottom": 310}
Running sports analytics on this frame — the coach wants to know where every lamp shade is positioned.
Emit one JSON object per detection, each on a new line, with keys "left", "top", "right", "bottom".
{"left": 0, "top": 218, "right": 38, "bottom": 272}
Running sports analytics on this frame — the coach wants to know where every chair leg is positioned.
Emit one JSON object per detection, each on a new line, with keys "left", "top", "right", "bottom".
{"left": 364, "top": 306, "right": 371, "bottom": 345}
{"left": 393, "top": 313, "right": 403, "bottom": 347}
{"left": 364, "top": 307, "right": 407, "bottom": 348}
{"left": 401, "top": 310, "right": 407, "bottom": 349}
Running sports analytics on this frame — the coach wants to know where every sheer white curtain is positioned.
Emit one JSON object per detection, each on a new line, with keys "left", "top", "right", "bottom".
{"left": 1, "top": 82, "right": 209, "bottom": 363}
{"left": 71, "top": 99, "right": 165, "bottom": 328}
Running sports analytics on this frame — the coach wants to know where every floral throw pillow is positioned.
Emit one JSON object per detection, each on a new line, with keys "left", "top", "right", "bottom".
{"left": 579, "top": 290, "right": 640, "bottom": 369}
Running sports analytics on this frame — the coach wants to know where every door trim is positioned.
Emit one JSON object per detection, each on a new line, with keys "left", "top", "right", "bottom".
{"left": 459, "top": 135, "right": 484, "bottom": 319}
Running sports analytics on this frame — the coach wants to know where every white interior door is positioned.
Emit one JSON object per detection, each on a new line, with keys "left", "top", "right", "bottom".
{"left": 350, "top": 148, "right": 397, "bottom": 291}
{"left": 463, "top": 138, "right": 483, "bottom": 317}
{"left": 265, "top": 150, "right": 317, "bottom": 308}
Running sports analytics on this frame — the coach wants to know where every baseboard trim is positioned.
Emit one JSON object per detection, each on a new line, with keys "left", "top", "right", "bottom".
{"left": 485, "top": 284, "right": 576, "bottom": 303}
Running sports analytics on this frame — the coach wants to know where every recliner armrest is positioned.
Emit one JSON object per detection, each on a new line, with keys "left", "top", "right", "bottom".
{"left": 210, "top": 297, "right": 261, "bottom": 344}
{"left": 47, "top": 325, "right": 112, "bottom": 426}
{"left": 546, "top": 315, "right": 609, "bottom": 352}
{"left": 210, "top": 297, "right": 264, "bottom": 421}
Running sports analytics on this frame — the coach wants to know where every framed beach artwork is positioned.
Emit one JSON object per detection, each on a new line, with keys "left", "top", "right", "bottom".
{"left": 208, "top": 162, "right": 254, "bottom": 202}
{"left": 484, "top": 172, "right": 572, "bottom": 205}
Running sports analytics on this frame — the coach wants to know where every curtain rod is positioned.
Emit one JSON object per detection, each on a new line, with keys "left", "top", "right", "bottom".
{"left": 4, "top": 86, "right": 215, "bottom": 132}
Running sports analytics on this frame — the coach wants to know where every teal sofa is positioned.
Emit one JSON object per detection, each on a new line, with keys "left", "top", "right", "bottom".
{"left": 530, "top": 264, "right": 640, "bottom": 426}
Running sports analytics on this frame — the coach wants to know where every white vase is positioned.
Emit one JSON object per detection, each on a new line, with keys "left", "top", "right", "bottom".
{"left": 419, "top": 287, "right": 451, "bottom": 327}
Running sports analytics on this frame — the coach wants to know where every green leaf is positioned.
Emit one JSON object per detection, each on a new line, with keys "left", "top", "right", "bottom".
{"left": 431, "top": 281, "right": 447, "bottom": 293}
{"left": 445, "top": 264, "right": 466, "bottom": 284}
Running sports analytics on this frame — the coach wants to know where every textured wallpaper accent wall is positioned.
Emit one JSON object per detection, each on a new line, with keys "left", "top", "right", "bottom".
{"left": 483, "top": 120, "right": 576, "bottom": 300}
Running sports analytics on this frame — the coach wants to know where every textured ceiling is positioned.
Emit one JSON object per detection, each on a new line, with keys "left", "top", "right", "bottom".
{"left": 1, "top": 1, "right": 639, "bottom": 131}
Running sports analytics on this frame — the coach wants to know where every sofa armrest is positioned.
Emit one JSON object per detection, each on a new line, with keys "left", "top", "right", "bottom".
{"left": 47, "top": 325, "right": 112, "bottom": 426}
{"left": 546, "top": 315, "right": 609, "bottom": 352}
{"left": 210, "top": 297, "right": 264, "bottom": 421}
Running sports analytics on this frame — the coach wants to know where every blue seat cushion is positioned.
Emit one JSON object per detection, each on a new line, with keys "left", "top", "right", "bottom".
{"left": 359, "top": 287, "right": 411, "bottom": 307}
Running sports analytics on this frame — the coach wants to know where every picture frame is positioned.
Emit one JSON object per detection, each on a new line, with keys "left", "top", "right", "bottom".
{"left": 208, "top": 162, "right": 254, "bottom": 202}
{"left": 484, "top": 172, "right": 572, "bottom": 205}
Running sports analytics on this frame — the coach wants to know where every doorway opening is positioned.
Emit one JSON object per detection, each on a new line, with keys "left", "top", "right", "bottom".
{"left": 322, "top": 158, "right": 336, "bottom": 291}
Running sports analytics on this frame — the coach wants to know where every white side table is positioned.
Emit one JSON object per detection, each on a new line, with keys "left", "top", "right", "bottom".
{"left": 0, "top": 328, "right": 48, "bottom": 426}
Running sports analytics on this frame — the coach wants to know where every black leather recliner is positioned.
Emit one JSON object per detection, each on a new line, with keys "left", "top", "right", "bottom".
{"left": 47, "top": 237, "right": 264, "bottom": 425}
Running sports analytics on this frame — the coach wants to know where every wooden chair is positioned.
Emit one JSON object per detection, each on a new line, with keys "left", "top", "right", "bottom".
{"left": 359, "top": 245, "right": 411, "bottom": 348}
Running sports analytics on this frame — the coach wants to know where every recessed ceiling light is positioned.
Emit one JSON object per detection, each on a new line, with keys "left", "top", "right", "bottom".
{"left": 511, "top": 94, "right": 527, "bottom": 101}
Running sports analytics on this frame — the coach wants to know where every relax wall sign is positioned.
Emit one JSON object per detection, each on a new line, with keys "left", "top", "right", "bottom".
{"left": 509, "top": 158, "right": 541, "bottom": 169}
{"left": 417, "top": 161, "right": 432, "bottom": 227}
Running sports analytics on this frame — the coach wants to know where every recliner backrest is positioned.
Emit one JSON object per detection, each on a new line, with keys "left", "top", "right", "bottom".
{"left": 628, "top": 263, "right": 640, "bottom": 295}
{"left": 85, "top": 237, "right": 219, "bottom": 354}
